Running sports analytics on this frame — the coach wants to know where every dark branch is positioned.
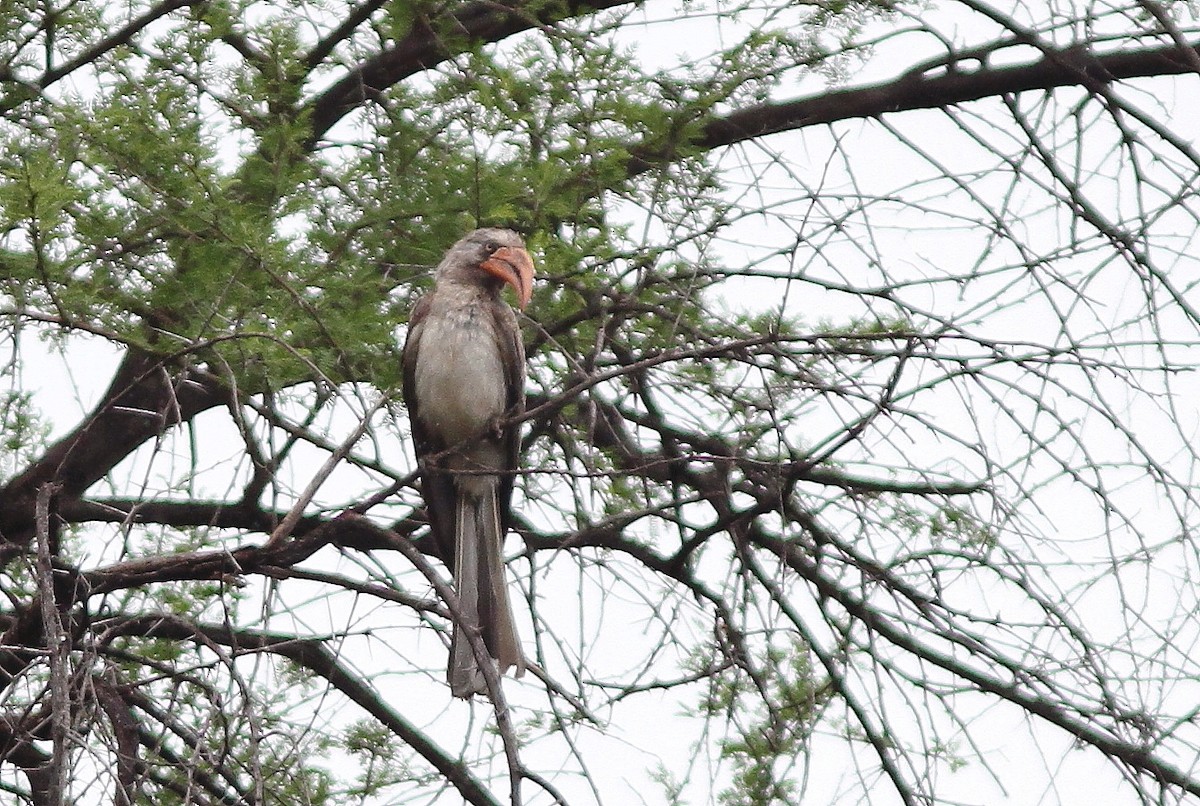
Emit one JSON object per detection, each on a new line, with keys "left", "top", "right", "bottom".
{"left": 79, "top": 514, "right": 394, "bottom": 595}
{"left": 304, "top": 0, "right": 633, "bottom": 144}
{"left": 304, "top": 0, "right": 392, "bottom": 69}
{"left": 751, "top": 525, "right": 1200, "bottom": 799}
{"left": 0, "top": 350, "right": 226, "bottom": 545}
{"left": 103, "top": 613, "right": 502, "bottom": 806}
{"left": 47, "top": 0, "right": 196, "bottom": 84}
{"left": 628, "top": 38, "right": 1200, "bottom": 174}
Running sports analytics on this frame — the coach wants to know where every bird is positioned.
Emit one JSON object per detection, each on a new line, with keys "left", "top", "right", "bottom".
{"left": 402, "top": 227, "right": 533, "bottom": 698}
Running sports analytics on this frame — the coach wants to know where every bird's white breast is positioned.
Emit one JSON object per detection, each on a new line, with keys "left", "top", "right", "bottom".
{"left": 413, "top": 304, "right": 508, "bottom": 443}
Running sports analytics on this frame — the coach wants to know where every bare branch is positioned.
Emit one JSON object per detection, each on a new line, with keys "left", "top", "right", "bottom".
{"left": 102, "top": 613, "right": 503, "bottom": 806}
{"left": 33, "top": 483, "right": 66, "bottom": 806}
{"left": 629, "top": 37, "right": 1200, "bottom": 175}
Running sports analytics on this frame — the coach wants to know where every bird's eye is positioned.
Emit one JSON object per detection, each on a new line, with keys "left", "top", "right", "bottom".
{"left": 484, "top": 241, "right": 499, "bottom": 253}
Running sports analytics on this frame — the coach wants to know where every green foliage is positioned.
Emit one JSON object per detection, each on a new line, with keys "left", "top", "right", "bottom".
{"left": 688, "top": 640, "right": 826, "bottom": 805}
{"left": 0, "top": 0, "right": 828, "bottom": 396}
{"left": 0, "top": 390, "right": 48, "bottom": 480}
{"left": 343, "top": 720, "right": 408, "bottom": 798}
{"left": 890, "top": 499, "right": 997, "bottom": 550}
{"left": 650, "top": 763, "right": 690, "bottom": 805}
{"left": 255, "top": 740, "right": 336, "bottom": 806}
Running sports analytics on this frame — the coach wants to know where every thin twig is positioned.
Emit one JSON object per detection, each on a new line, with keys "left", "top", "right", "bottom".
{"left": 265, "top": 395, "right": 389, "bottom": 548}
{"left": 375, "top": 519, "right": 527, "bottom": 805}
{"left": 35, "top": 482, "right": 67, "bottom": 806}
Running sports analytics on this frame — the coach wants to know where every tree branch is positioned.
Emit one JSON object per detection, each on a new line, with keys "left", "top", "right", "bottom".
{"left": 79, "top": 514, "right": 393, "bottom": 596}
{"left": 304, "top": 0, "right": 634, "bottom": 144}
{"left": 102, "top": 613, "right": 502, "bottom": 806}
{"left": 0, "top": 350, "right": 227, "bottom": 546}
{"left": 751, "top": 526, "right": 1200, "bottom": 798}
{"left": 628, "top": 37, "right": 1200, "bottom": 174}
{"left": 40, "top": 0, "right": 197, "bottom": 88}
{"left": 304, "top": 0, "right": 393, "bottom": 69}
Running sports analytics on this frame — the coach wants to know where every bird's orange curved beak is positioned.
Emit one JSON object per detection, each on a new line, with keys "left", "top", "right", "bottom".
{"left": 481, "top": 246, "right": 535, "bottom": 309}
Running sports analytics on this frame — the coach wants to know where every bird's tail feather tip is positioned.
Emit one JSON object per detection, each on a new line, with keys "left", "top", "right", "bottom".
{"left": 448, "top": 638, "right": 525, "bottom": 698}
{"left": 448, "top": 489, "right": 526, "bottom": 698}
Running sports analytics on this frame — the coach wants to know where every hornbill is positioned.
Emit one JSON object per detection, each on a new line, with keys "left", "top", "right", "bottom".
{"left": 402, "top": 228, "right": 533, "bottom": 698}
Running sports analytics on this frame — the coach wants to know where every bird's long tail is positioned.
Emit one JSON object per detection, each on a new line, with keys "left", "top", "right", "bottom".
{"left": 448, "top": 484, "right": 525, "bottom": 698}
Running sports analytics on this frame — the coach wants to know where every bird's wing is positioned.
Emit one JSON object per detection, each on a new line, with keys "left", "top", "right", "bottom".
{"left": 402, "top": 293, "right": 458, "bottom": 565}
{"left": 492, "top": 299, "right": 526, "bottom": 536}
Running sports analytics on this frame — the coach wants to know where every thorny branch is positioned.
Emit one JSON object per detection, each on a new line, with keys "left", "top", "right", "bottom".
{"left": 0, "top": 0, "right": 1198, "bottom": 804}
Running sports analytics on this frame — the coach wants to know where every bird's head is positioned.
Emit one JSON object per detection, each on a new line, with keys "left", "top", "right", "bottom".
{"left": 438, "top": 228, "right": 535, "bottom": 309}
